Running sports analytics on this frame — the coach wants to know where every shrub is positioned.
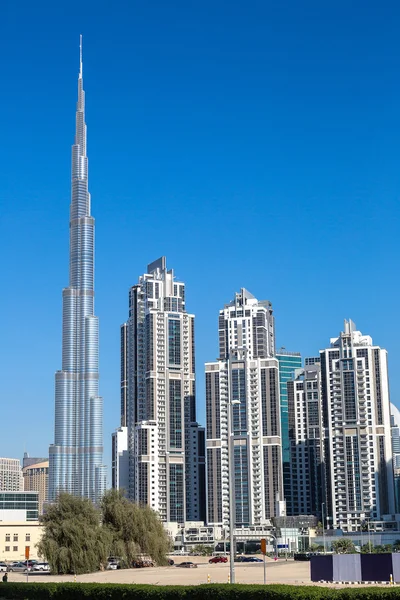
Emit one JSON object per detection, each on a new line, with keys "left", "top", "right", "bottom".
{"left": 2, "top": 583, "right": 400, "bottom": 600}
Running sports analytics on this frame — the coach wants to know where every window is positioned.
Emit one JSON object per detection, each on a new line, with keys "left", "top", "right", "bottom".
{"left": 5, "top": 546, "right": 10, "bottom": 552}
{"left": 25, "top": 534, "right": 31, "bottom": 542}
{"left": 13, "top": 534, "right": 18, "bottom": 542}
{"left": 13, "top": 546, "right": 18, "bottom": 552}
{"left": 5, "top": 534, "right": 10, "bottom": 542}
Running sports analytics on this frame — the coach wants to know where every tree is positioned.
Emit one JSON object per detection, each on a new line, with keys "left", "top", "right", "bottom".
{"left": 361, "top": 542, "right": 373, "bottom": 553}
{"left": 310, "top": 543, "right": 324, "bottom": 552}
{"left": 374, "top": 544, "right": 392, "bottom": 554}
{"left": 191, "top": 544, "right": 213, "bottom": 556}
{"left": 37, "top": 493, "right": 110, "bottom": 574}
{"left": 393, "top": 539, "right": 400, "bottom": 553}
{"left": 101, "top": 489, "right": 170, "bottom": 566}
{"left": 331, "top": 539, "right": 356, "bottom": 554}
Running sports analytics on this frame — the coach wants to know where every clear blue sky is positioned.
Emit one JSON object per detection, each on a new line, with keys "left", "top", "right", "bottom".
{"left": 1, "top": 1, "right": 400, "bottom": 475}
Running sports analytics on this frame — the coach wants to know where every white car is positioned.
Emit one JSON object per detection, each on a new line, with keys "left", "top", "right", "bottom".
{"left": 0, "top": 562, "right": 7, "bottom": 572}
{"left": 33, "top": 562, "right": 50, "bottom": 572}
{"left": 107, "top": 561, "right": 118, "bottom": 570}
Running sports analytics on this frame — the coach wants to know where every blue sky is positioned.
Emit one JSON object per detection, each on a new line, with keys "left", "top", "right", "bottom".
{"left": 1, "top": 1, "right": 400, "bottom": 474}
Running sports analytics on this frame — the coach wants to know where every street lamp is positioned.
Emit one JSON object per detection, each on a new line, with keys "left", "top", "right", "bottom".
{"left": 367, "top": 518, "right": 372, "bottom": 553}
{"left": 360, "top": 513, "right": 365, "bottom": 549}
{"left": 228, "top": 397, "right": 240, "bottom": 584}
{"left": 321, "top": 503, "right": 326, "bottom": 554}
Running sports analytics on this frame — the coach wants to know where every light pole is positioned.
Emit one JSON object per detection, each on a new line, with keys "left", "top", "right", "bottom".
{"left": 228, "top": 397, "right": 240, "bottom": 584}
{"left": 367, "top": 519, "right": 372, "bottom": 553}
{"left": 360, "top": 513, "right": 365, "bottom": 550}
{"left": 321, "top": 503, "right": 326, "bottom": 554}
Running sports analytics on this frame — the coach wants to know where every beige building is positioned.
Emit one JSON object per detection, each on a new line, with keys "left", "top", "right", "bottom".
{"left": 0, "top": 522, "right": 43, "bottom": 562}
{"left": 0, "top": 458, "right": 23, "bottom": 491}
{"left": 23, "top": 461, "right": 48, "bottom": 515}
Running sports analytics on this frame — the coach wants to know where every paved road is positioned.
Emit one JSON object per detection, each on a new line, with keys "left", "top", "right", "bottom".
{"left": 8, "top": 559, "right": 311, "bottom": 586}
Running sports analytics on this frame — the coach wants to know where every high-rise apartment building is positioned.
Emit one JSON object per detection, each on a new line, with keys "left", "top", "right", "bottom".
{"left": 287, "top": 363, "right": 324, "bottom": 516}
{"left": 206, "top": 288, "right": 283, "bottom": 527}
{"left": 0, "top": 459, "right": 23, "bottom": 492}
{"left": 111, "top": 324, "right": 129, "bottom": 493}
{"left": 124, "top": 257, "right": 203, "bottom": 522}
{"left": 49, "top": 38, "right": 106, "bottom": 503}
{"left": 276, "top": 350, "right": 302, "bottom": 509}
{"left": 320, "top": 320, "right": 395, "bottom": 531}
{"left": 23, "top": 461, "right": 49, "bottom": 515}
{"left": 120, "top": 323, "right": 128, "bottom": 427}
{"left": 390, "top": 404, "right": 400, "bottom": 469}
{"left": 111, "top": 427, "right": 129, "bottom": 492}
{"left": 390, "top": 404, "right": 400, "bottom": 512}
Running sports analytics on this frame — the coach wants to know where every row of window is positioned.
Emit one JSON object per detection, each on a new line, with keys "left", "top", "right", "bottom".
{"left": 4, "top": 534, "right": 30, "bottom": 542}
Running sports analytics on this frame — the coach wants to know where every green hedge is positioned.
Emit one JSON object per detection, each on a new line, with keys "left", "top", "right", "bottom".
{"left": 0, "top": 584, "right": 400, "bottom": 600}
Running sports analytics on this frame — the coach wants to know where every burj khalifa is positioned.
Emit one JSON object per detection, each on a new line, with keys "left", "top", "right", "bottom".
{"left": 49, "top": 38, "right": 106, "bottom": 503}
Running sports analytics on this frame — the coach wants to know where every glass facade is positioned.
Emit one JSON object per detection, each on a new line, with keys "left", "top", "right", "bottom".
{"left": 169, "top": 464, "right": 184, "bottom": 522}
{"left": 0, "top": 492, "right": 39, "bottom": 521}
{"left": 234, "top": 445, "right": 249, "bottom": 526}
{"left": 169, "top": 380, "right": 182, "bottom": 449}
{"left": 168, "top": 317, "right": 181, "bottom": 365}
{"left": 277, "top": 352, "right": 302, "bottom": 504}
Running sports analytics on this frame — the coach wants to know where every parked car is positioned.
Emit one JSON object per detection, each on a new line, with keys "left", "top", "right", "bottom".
{"left": 32, "top": 563, "right": 50, "bottom": 572}
{"left": 246, "top": 557, "right": 263, "bottom": 563}
{"left": 132, "top": 559, "right": 154, "bottom": 568}
{"left": 176, "top": 562, "right": 197, "bottom": 568}
{"left": 0, "top": 562, "right": 7, "bottom": 572}
{"left": 235, "top": 556, "right": 247, "bottom": 562}
{"left": 7, "top": 562, "right": 31, "bottom": 573}
{"left": 294, "top": 553, "right": 312, "bottom": 561}
{"left": 209, "top": 556, "right": 228, "bottom": 564}
{"left": 107, "top": 561, "right": 118, "bottom": 570}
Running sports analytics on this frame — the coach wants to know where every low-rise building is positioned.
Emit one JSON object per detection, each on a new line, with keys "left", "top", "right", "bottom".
{"left": 164, "top": 519, "right": 315, "bottom": 554}
{"left": 0, "top": 492, "right": 39, "bottom": 522}
{"left": 0, "top": 522, "right": 43, "bottom": 562}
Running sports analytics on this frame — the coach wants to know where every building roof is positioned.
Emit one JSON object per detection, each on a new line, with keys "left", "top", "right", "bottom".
{"left": 23, "top": 461, "right": 49, "bottom": 472}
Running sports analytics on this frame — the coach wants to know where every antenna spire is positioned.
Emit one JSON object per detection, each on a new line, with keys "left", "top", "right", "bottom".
{"left": 79, "top": 35, "right": 83, "bottom": 78}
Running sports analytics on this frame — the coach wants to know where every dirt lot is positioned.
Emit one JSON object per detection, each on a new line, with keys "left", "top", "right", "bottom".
{"left": 8, "top": 558, "right": 310, "bottom": 585}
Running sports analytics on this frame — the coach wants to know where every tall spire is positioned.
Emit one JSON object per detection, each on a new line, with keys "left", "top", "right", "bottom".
{"left": 79, "top": 34, "right": 83, "bottom": 79}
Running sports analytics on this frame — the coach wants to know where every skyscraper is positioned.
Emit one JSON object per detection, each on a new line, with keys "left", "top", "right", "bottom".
{"left": 111, "top": 427, "right": 129, "bottom": 492}
{"left": 320, "top": 320, "right": 395, "bottom": 530}
{"left": 287, "top": 362, "right": 324, "bottom": 516}
{"left": 206, "top": 288, "right": 283, "bottom": 527}
{"left": 111, "top": 324, "right": 129, "bottom": 493}
{"left": 276, "top": 350, "right": 302, "bottom": 510}
{"left": 120, "top": 323, "right": 128, "bottom": 427}
{"left": 49, "top": 38, "right": 106, "bottom": 503}
{"left": 125, "top": 257, "right": 204, "bottom": 522}
{"left": 390, "top": 404, "right": 400, "bottom": 512}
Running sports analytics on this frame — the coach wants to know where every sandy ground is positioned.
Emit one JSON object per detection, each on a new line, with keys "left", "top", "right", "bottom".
{"left": 8, "top": 559, "right": 311, "bottom": 586}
